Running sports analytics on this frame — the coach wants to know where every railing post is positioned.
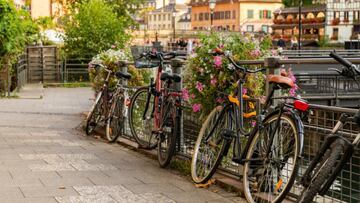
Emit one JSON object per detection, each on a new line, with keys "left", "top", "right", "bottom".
{"left": 264, "top": 57, "right": 281, "bottom": 95}
{"left": 171, "top": 58, "right": 185, "bottom": 153}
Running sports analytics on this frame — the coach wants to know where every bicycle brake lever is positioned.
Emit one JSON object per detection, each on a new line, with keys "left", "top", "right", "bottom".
{"left": 328, "top": 68, "right": 342, "bottom": 74}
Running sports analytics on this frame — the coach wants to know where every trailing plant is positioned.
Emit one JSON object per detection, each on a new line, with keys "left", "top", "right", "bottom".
{"left": 89, "top": 47, "right": 150, "bottom": 92}
{"left": 183, "top": 33, "right": 273, "bottom": 116}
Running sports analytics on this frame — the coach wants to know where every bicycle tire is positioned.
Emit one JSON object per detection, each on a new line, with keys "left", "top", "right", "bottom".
{"left": 128, "top": 87, "right": 157, "bottom": 149}
{"left": 296, "top": 138, "right": 346, "bottom": 203}
{"left": 157, "top": 100, "right": 178, "bottom": 168}
{"left": 243, "top": 113, "right": 301, "bottom": 203}
{"left": 106, "top": 94, "right": 124, "bottom": 142}
{"left": 191, "top": 106, "right": 232, "bottom": 184}
{"left": 85, "top": 91, "right": 103, "bottom": 135}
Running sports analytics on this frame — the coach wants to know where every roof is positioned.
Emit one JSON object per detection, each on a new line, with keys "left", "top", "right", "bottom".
{"left": 150, "top": 3, "right": 188, "bottom": 13}
{"left": 189, "top": 0, "right": 281, "bottom": 6}
{"left": 274, "top": 5, "right": 326, "bottom": 15}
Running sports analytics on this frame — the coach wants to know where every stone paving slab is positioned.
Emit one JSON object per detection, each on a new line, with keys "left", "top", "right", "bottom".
{"left": 0, "top": 88, "right": 245, "bottom": 203}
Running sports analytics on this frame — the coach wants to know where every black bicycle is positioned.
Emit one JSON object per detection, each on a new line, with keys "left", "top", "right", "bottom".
{"left": 85, "top": 63, "right": 131, "bottom": 139}
{"left": 191, "top": 48, "right": 308, "bottom": 203}
{"left": 296, "top": 52, "right": 360, "bottom": 203}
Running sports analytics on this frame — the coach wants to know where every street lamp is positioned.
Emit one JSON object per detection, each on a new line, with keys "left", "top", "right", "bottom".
{"left": 209, "top": 0, "right": 216, "bottom": 31}
{"left": 172, "top": 11, "right": 177, "bottom": 43}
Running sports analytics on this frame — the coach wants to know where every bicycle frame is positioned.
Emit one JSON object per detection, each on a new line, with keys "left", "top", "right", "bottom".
{"left": 301, "top": 104, "right": 360, "bottom": 195}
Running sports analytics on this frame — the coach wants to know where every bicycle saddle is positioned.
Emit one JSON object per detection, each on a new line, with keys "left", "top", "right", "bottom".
{"left": 267, "top": 75, "right": 294, "bottom": 89}
{"left": 160, "top": 72, "right": 181, "bottom": 83}
{"left": 115, "top": 71, "right": 132, "bottom": 80}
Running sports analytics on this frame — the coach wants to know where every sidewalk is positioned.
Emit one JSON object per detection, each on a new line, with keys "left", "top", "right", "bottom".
{"left": 0, "top": 87, "right": 245, "bottom": 203}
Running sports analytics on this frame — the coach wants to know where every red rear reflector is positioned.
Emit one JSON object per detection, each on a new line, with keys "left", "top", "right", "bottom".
{"left": 294, "top": 100, "right": 309, "bottom": 112}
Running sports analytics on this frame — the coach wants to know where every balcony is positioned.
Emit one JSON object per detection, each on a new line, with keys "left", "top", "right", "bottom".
{"left": 273, "top": 17, "right": 325, "bottom": 25}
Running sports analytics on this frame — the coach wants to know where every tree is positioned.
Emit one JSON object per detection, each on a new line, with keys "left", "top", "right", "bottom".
{"left": 0, "top": 0, "right": 38, "bottom": 63}
{"left": 282, "top": 0, "right": 315, "bottom": 7}
{"left": 62, "top": 0, "right": 131, "bottom": 58}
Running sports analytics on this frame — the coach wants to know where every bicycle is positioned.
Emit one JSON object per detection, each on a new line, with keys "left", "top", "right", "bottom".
{"left": 85, "top": 63, "right": 131, "bottom": 140}
{"left": 191, "top": 48, "right": 308, "bottom": 203}
{"left": 128, "top": 49, "right": 185, "bottom": 167}
{"left": 296, "top": 52, "right": 360, "bottom": 203}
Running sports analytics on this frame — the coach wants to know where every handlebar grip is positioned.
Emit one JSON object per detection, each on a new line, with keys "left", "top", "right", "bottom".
{"left": 135, "top": 61, "right": 159, "bottom": 69}
{"left": 330, "top": 52, "right": 353, "bottom": 69}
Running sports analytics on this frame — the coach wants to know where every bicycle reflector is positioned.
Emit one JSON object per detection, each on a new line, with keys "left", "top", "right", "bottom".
{"left": 294, "top": 100, "right": 309, "bottom": 112}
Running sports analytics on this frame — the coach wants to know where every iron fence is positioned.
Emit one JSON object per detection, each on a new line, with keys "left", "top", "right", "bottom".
{"left": 119, "top": 56, "right": 360, "bottom": 202}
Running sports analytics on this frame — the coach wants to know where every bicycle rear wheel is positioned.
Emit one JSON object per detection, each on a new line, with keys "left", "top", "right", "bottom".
{"left": 157, "top": 100, "right": 178, "bottom": 168}
{"left": 85, "top": 91, "right": 104, "bottom": 135}
{"left": 191, "top": 106, "right": 233, "bottom": 184}
{"left": 128, "top": 87, "right": 157, "bottom": 149}
{"left": 106, "top": 94, "right": 124, "bottom": 142}
{"left": 296, "top": 138, "right": 346, "bottom": 203}
{"left": 243, "top": 113, "right": 300, "bottom": 203}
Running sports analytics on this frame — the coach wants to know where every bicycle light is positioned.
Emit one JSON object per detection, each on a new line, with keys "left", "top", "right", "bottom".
{"left": 294, "top": 100, "right": 309, "bottom": 112}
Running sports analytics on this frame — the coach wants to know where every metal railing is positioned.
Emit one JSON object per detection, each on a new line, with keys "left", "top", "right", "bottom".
{"left": 119, "top": 56, "right": 360, "bottom": 202}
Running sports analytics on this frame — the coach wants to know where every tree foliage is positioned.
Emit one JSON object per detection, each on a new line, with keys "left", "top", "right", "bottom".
{"left": 0, "top": 0, "right": 38, "bottom": 63}
{"left": 282, "top": 0, "right": 314, "bottom": 7}
{"left": 62, "top": 0, "right": 131, "bottom": 58}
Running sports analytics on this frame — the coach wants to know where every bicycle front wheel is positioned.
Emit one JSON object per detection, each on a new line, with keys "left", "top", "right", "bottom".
{"left": 128, "top": 87, "right": 157, "bottom": 149}
{"left": 191, "top": 105, "right": 233, "bottom": 184}
{"left": 243, "top": 113, "right": 301, "bottom": 203}
{"left": 106, "top": 94, "right": 125, "bottom": 142}
{"left": 157, "top": 100, "right": 178, "bottom": 168}
{"left": 296, "top": 138, "right": 346, "bottom": 203}
{"left": 85, "top": 91, "right": 104, "bottom": 135}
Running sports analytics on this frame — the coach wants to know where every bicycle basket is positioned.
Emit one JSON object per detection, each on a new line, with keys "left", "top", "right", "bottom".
{"left": 131, "top": 46, "right": 160, "bottom": 69}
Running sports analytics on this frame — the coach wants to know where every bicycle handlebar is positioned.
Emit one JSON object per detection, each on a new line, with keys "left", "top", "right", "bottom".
{"left": 138, "top": 51, "right": 187, "bottom": 61}
{"left": 329, "top": 52, "right": 360, "bottom": 79}
{"left": 210, "top": 48, "right": 266, "bottom": 74}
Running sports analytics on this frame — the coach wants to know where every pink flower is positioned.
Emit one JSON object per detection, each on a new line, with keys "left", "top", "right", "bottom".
{"left": 214, "top": 56, "right": 222, "bottom": 68}
{"left": 182, "top": 88, "right": 189, "bottom": 101}
{"left": 111, "top": 45, "right": 116, "bottom": 49}
{"left": 216, "top": 97, "right": 224, "bottom": 103}
{"left": 242, "top": 88, "right": 248, "bottom": 95}
{"left": 190, "top": 94, "right": 195, "bottom": 99}
{"left": 251, "top": 121, "right": 257, "bottom": 127}
{"left": 195, "top": 81, "right": 204, "bottom": 92}
{"left": 192, "top": 103, "right": 202, "bottom": 112}
{"left": 250, "top": 49, "right": 261, "bottom": 58}
{"left": 210, "top": 77, "right": 217, "bottom": 86}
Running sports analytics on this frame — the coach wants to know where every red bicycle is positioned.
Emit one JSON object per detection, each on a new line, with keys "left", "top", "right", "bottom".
{"left": 128, "top": 49, "right": 185, "bottom": 167}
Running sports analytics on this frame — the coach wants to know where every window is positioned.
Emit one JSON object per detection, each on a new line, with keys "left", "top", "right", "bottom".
{"left": 354, "top": 11, "right": 360, "bottom": 20}
{"left": 247, "top": 10, "right": 254, "bottom": 19}
{"left": 158, "top": 14, "right": 161, "bottom": 21}
{"left": 233, "top": 10, "right": 236, "bottom": 19}
{"left": 205, "top": 13, "right": 209, "bottom": 20}
{"left": 220, "top": 11, "right": 225, "bottom": 19}
{"left": 334, "top": 11, "right": 340, "bottom": 19}
{"left": 232, "top": 25, "right": 235, "bottom": 30}
{"left": 344, "top": 11, "right": 349, "bottom": 22}
{"left": 247, "top": 25, "right": 254, "bottom": 32}
{"left": 194, "top": 14, "right": 197, "bottom": 21}
{"left": 262, "top": 25, "right": 269, "bottom": 33}
{"left": 259, "top": 10, "right": 272, "bottom": 19}
{"left": 332, "top": 28, "right": 339, "bottom": 40}
{"left": 199, "top": 13, "right": 203, "bottom": 21}
{"left": 168, "top": 14, "right": 171, "bottom": 21}
{"left": 225, "top": 11, "right": 231, "bottom": 19}
{"left": 154, "top": 15, "right": 156, "bottom": 21}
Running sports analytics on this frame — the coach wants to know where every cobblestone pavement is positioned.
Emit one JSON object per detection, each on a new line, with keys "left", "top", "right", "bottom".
{"left": 0, "top": 87, "right": 246, "bottom": 203}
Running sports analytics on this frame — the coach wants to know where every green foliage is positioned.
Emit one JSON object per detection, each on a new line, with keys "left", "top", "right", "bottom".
{"left": 184, "top": 33, "right": 272, "bottom": 115}
{"left": 317, "top": 35, "right": 330, "bottom": 47}
{"left": 35, "top": 17, "right": 55, "bottom": 30}
{"left": 282, "top": 0, "right": 314, "bottom": 7}
{"left": 0, "top": 0, "right": 39, "bottom": 63}
{"left": 89, "top": 48, "right": 151, "bottom": 92}
{"left": 62, "top": 0, "right": 131, "bottom": 58}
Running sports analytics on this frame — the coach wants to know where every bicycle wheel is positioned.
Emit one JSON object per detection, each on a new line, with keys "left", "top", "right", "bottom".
{"left": 157, "top": 99, "right": 178, "bottom": 168}
{"left": 106, "top": 94, "right": 125, "bottom": 142}
{"left": 296, "top": 138, "right": 346, "bottom": 203}
{"left": 128, "top": 87, "right": 157, "bottom": 149}
{"left": 85, "top": 91, "right": 104, "bottom": 135}
{"left": 191, "top": 105, "right": 233, "bottom": 184}
{"left": 243, "top": 113, "right": 300, "bottom": 203}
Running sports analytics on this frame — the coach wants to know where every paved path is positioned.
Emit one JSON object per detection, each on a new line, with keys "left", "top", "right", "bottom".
{"left": 0, "top": 87, "right": 245, "bottom": 203}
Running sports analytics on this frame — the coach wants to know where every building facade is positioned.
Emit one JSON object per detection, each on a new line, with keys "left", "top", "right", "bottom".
{"left": 147, "top": 2, "right": 188, "bottom": 30}
{"left": 272, "top": 5, "right": 326, "bottom": 44}
{"left": 326, "top": 0, "right": 360, "bottom": 42}
{"left": 13, "top": 0, "right": 26, "bottom": 10}
{"left": 177, "top": 8, "right": 192, "bottom": 30}
{"left": 30, "top": 0, "right": 52, "bottom": 19}
{"left": 190, "top": 0, "right": 282, "bottom": 33}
